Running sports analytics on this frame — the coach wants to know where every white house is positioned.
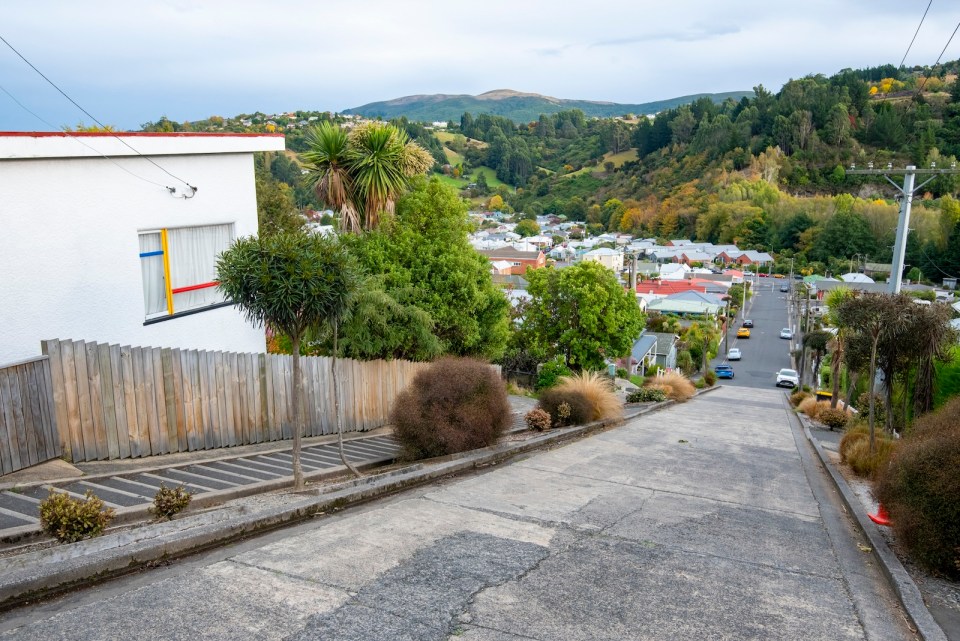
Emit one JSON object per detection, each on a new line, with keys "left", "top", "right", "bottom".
{"left": 582, "top": 247, "right": 624, "bottom": 272}
{"left": 0, "top": 131, "right": 285, "bottom": 364}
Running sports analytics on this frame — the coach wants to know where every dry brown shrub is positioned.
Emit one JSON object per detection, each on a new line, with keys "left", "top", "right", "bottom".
{"left": 874, "top": 397, "right": 960, "bottom": 578}
{"left": 536, "top": 388, "right": 593, "bottom": 427}
{"left": 790, "top": 390, "right": 811, "bottom": 407}
{"left": 391, "top": 357, "right": 510, "bottom": 460}
{"left": 649, "top": 372, "right": 695, "bottom": 402}
{"left": 797, "top": 396, "right": 821, "bottom": 419}
{"left": 843, "top": 436, "right": 896, "bottom": 477}
{"left": 555, "top": 370, "right": 623, "bottom": 421}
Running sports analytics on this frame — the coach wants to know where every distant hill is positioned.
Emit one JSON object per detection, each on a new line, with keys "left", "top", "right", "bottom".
{"left": 344, "top": 89, "right": 753, "bottom": 123}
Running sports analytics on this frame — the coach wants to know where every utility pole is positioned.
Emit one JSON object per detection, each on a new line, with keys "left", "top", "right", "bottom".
{"left": 848, "top": 162, "right": 960, "bottom": 293}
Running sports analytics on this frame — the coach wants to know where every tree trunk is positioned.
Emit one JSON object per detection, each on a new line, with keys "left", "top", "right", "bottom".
{"left": 291, "top": 333, "right": 305, "bottom": 489}
{"left": 884, "top": 379, "right": 894, "bottom": 433}
{"left": 333, "top": 323, "right": 361, "bottom": 477}
{"left": 830, "top": 338, "right": 842, "bottom": 409}
{"left": 914, "top": 355, "right": 935, "bottom": 417}
{"left": 868, "top": 339, "right": 878, "bottom": 454}
{"left": 844, "top": 370, "right": 858, "bottom": 413}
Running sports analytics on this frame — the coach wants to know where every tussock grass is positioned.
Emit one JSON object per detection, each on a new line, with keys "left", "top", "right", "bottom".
{"left": 647, "top": 372, "right": 695, "bottom": 402}
{"left": 555, "top": 370, "right": 623, "bottom": 421}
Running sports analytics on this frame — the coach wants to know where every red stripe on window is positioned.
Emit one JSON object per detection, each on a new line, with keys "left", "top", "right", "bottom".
{"left": 171, "top": 281, "right": 219, "bottom": 294}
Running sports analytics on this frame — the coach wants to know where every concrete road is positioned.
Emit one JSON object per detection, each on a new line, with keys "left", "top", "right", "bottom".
{"left": 714, "top": 278, "right": 795, "bottom": 389}
{"left": 0, "top": 386, "right": 913, "bottom": 640}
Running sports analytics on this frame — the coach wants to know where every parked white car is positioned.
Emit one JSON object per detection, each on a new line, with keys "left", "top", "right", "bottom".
{"left": 780, "top": 328, "right": 794, "bottom": 339}
{"left": 727, "top": 348, "right": 742, "bottom": 361}
{"left": 776, "top": 368, "right": 799, "bottom": 388}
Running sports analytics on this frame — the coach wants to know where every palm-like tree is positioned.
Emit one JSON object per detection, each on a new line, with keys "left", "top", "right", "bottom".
{"left": 824, "top": 287, "right": 853, "bottom": 408}
{"left": 302, "top": 122, "right": 433, "bottom": 232}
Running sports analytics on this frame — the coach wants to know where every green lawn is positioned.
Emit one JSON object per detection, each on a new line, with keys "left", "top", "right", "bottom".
{"left": 434, "top": 166, "right": 511, "bottom": 194}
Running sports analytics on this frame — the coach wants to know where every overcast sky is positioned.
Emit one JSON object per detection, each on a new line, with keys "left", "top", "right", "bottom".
{"left": 2, "top": 1, "right": 959, "bottom": 131}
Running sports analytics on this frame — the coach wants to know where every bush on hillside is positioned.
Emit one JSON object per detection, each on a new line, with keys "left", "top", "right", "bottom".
{"left": 536, "top": 388, "right": 592, "bottom": 428}
{"left": 854, "top": 393, "right": 886, "bottom": 426}
{"left": 524, "top": 408, "right": 552, "bottom": 432}
{"left": 704, "top": 370, "right": 717, "bottom": 387}
{"left": 39, "top": 489, "right": 115, "bottom": 543}
{"left": 554, "top": 370, "right": 623, "bottom": 421}
{"left": 874, "top": 397, "right": 960, "bottom": 578}
{"left": 391, "top": 357, "right": 510, "bottom": 460}
{"left": 797, "top": 396, "right": 823, "bottom": 419}
{"left": 536, "top": 357, "right": 573, "bottom": 391}
{"left": 150, "top": 485, "right": 192, "bottom": 521}
{"left": 626, "top": 387, "right": 668, "bottom": 403}
{"left": 818, "top": 407, "right": 850, "bottom": 431}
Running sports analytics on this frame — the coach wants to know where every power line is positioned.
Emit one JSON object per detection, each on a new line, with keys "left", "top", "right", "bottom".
{"left": 918, "top": 243, "right": 958, "bottom": 279}
{"left": 899, "top": 0, "right": 933, "bottom": 69}
{"left": 0, "top": 33, "right": 196, "bottom": 192}
{"left": 0, "top": 84, "right": 172, "bottom": 190}
{"left": 914, "top": 16, "right": 960, "bottom": 96}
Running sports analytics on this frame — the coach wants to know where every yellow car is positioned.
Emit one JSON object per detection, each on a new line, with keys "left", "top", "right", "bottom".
{"left": 737, "top": 327, "right": 751, "bottom": 338}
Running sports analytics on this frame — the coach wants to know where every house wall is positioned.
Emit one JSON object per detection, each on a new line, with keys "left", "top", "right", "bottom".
{"left": 0, "top": 138, "right": 280, "bottom": 363}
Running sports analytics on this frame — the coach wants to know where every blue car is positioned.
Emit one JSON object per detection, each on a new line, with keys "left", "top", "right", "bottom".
{"left": 715, "top": 365, "right": 734, "bottom": 379}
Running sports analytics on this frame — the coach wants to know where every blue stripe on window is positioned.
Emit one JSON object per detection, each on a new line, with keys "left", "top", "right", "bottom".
{"left": 139, "top": 250, "right": 164, "bottom": 258}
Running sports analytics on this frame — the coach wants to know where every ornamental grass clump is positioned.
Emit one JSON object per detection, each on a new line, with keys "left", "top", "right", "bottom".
{"left": 39, "top": 489, "right": 115, "bottom": 543}
{"left": 391, "top": 357, "right": 510, "bottom": 460}
{"left": 647, "top": 372, "right": 695, "bottom": 402}
{"left": 839, "top": 424, "right": 896, "bottom": 477}
{"left": 790, "top": 390, "right": 811, "bottom": 407}
{"left": 874, "top": 397, "right": 960, "bottom": 578}
{"left": 536, "top": 388, "right": 592, "bottom": 428}
{"left": 554, "top": 370, "right": 623, "bottom": 422}
{"left": 797, "top": 396, "right": 825, "bottom": 420}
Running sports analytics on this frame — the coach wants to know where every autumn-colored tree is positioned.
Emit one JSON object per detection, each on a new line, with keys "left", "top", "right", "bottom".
{"left": 488, "top": 194, "right": 504, "bottom": 211}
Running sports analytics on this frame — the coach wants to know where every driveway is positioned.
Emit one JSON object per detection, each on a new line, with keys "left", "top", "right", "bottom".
{"left": 0, "top": 386, "right": 914, "bottom": 640}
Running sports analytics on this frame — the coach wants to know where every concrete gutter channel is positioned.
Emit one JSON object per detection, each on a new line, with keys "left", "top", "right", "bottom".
{"left": 0, "top": 398, "right": 679, "bottom": 611}
{"left": 791, "top": 404, "right": 950, "bottom": 641}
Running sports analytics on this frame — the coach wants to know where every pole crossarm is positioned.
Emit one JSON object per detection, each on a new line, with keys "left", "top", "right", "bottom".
{"left": 844, "top": 165, "right": 959, "bottom": 293}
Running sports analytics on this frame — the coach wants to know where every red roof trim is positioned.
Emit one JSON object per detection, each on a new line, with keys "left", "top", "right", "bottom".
{"left": 0, "top": 131, "right": 285, "bottom": 138}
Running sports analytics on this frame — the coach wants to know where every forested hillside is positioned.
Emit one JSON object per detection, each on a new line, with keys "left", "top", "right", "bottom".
{"left": 144, "top": 59, "right": 960, "bottom": 282}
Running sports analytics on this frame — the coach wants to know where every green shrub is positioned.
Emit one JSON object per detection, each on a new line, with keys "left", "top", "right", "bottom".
{"left": 694, "top": 378, "right": 706, "bottom": 389}
{"left": 874, "top": 397, "right": 960, "bottom": 578}
{"left": 645, "top": 363, "right": 662, "bottom": 377}
{"left": 524, "top": 408, "right": 552, "bottom": 431}
{"left": 536, "top": 388, "right": 592, "bottom": 427}
{"left": 704, "top": 370, "right": 717, "bottom": 387}
{"left": 616, "top": 367, "right": 629, "bottom": 379}
{"left": 790, "top": 390, "right": 811, "bottom": 407}
{"left": 626, "top": 387, "right": 668, "bottom": 403}
{"left": 150, "top": 485, "right": 192, "bottom": 521}
{"left": 39, "top": 489, "right": 115, "bottom": 543}
{"left": 818, "top": 407, "right": 850, "bottom": 430}
{"left": 536, "top": 357, "right": 573, "bottom": 390}
{"left": 391, "top": 357, "right": 510, "bottom": 460}
{"left": 854, "top": 393, "right": 886, "bottom": 426}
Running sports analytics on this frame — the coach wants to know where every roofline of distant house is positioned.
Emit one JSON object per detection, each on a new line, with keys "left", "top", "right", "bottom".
{"left": 0, "top": 131, "right": 285, "bottom": 138}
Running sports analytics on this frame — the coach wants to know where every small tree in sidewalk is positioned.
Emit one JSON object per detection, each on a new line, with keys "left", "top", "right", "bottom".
{"left": 217, "top": 231, "right": 363, "bottom": 488}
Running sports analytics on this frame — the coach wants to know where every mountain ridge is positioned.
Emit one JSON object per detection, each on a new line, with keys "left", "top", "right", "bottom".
{"left": 344, "top": 89, "right": 753, "bottom": 123}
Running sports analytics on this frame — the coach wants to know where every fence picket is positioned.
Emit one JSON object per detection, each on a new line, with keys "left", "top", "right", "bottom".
{"left": 109, "top": 344, "right": 130, "bottom": 459}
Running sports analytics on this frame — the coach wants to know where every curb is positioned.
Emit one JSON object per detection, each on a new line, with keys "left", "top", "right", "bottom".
{"left": 0, "top": 400, "right": 671, "bottom": 611}
{"left": 796, "top": 412, "right": 948, "bottom": 641}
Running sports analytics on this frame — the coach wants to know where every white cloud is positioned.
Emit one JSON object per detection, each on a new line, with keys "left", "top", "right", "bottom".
{"left": 2, "top": 0, "right": 958, "bottom": 129}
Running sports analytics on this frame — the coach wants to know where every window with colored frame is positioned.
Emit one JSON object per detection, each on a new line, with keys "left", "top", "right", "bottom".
{"left": 138, "top": 224, "right": 234, "bottom": 320}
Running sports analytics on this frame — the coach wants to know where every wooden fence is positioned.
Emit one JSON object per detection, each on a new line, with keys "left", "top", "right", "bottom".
{"left": 41, "top": 339, "right": 431, "bottom": 464}
{"left": 0, "top": 356, "right": 62, "bottom": 475}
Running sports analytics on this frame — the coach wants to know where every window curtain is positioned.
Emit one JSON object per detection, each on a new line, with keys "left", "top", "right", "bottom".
{"left": 139, "top": 232, "right": 166, "bottom": 317}
{"left": 167, "top": 224, "right": 233, "bottom": 312}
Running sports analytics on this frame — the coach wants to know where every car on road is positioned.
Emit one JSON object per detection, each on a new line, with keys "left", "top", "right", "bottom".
{"left": 779, "top": 284, "right": 790, "bottom": 292}
{"left": 737, "top": 327, "right": 751, "bottom": 338}
{"left": 776, "top": 368, "right": 799, "bottom": 388}
{"left": 742, "top": 319, "right": 754, "bottom": 327}
{"left": 727, "top": 348, "right": 742, "bottom": 360}
{"left": 780, "top": 328, "right": 793, "bottom": 339}
{"left": 715, "top": 364, "right": 734, "bottom": 379}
